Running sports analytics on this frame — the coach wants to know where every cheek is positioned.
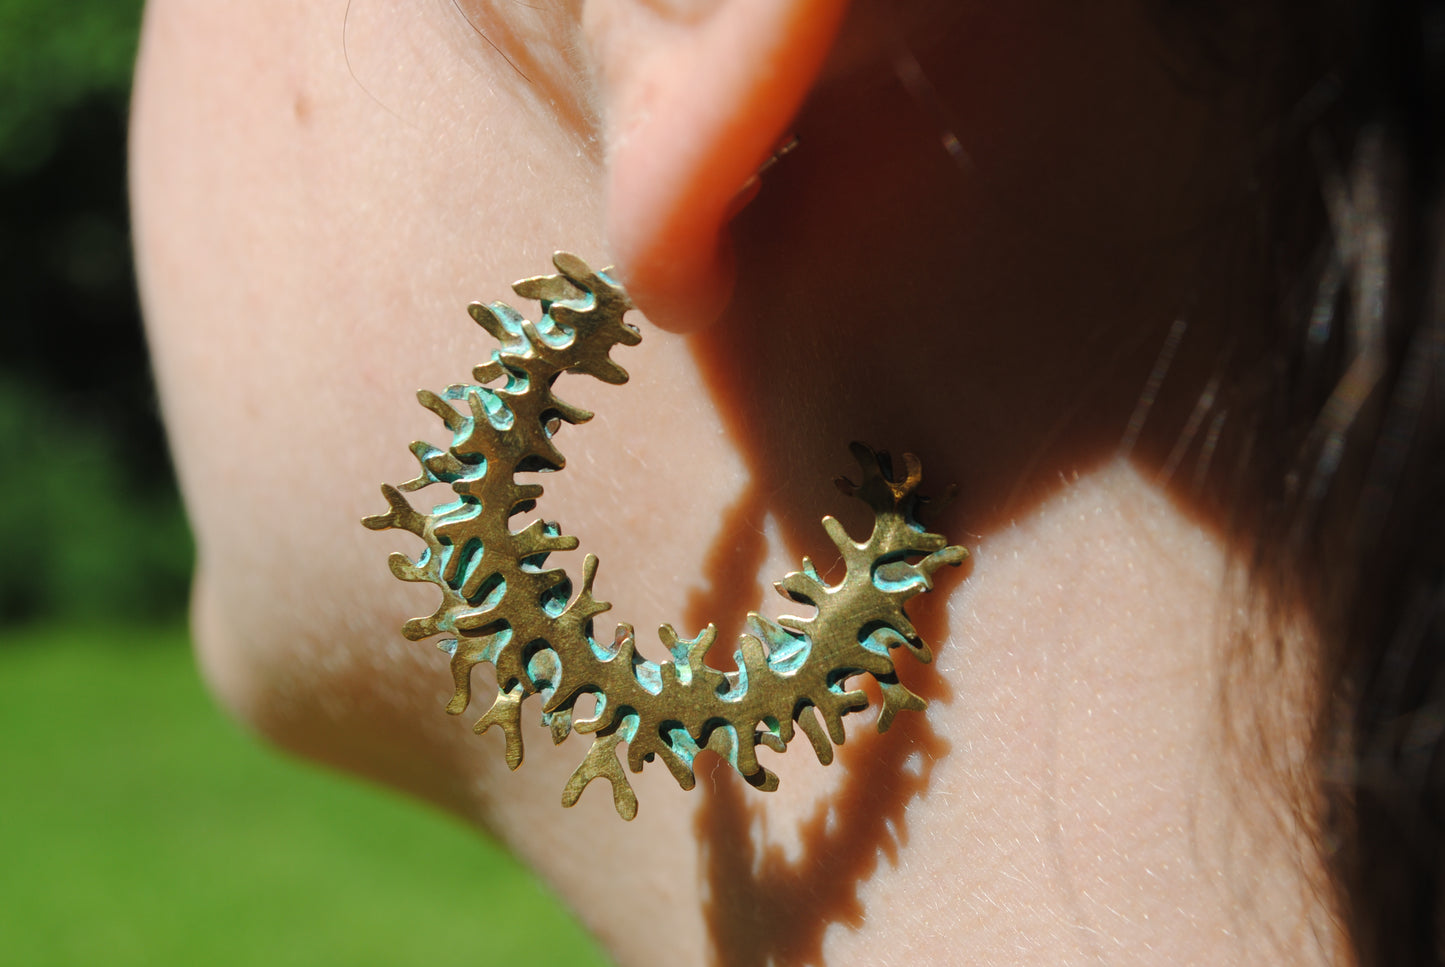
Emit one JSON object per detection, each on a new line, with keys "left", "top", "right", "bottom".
{"left": 130, "top": 0, "right": 607, "bottom": 794}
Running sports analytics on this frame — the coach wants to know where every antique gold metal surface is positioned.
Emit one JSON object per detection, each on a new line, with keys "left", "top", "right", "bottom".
{"left": 365, "top": 253, "right": 967, "bottom": 819}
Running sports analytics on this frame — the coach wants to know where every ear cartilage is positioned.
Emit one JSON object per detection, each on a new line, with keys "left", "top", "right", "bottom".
{"left": 364, "top": 253, "right": 967, "bottom": 819}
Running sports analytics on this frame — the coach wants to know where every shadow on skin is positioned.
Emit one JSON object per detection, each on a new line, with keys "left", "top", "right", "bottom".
{"left": 645, "top": 32, "right": 1257, "bottom": 954}
{"left": 667, "top": 127, "right": 1236, "bottom": 967}
{"left": 675, "top": 430, "right": 965, "bottom": 964}
{"left": 683, "top": 478, "right": 772, "bottom": 673}
{"left": 694, "top": 669, "right": 954, "bottom": 967}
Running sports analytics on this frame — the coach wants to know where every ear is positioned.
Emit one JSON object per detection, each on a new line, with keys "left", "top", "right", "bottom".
{"left": 584, "top": 0, "right": 850, "bottom": 331}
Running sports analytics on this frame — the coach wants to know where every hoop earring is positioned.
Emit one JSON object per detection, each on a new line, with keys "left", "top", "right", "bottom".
{"left": 364, "top": 253, "right": 966, "bottom": 819}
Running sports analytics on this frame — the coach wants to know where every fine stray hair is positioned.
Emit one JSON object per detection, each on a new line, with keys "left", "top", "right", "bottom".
{"left": 1168, "top": 1, "right": 1445, "bottom": 963}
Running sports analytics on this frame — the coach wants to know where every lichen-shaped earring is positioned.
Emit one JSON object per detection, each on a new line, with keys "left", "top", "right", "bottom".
{"left": 365, "top": 253, "right": 967, "bottom": 819}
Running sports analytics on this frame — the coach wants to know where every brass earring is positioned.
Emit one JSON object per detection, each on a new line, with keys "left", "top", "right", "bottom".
{"left": 364, "top": 253, "right": 966, "bottom": 819}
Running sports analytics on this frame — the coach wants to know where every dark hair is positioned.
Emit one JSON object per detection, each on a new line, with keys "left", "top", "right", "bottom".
{"left": 1186, "top": 1, "right": 1445, "bottom": 962}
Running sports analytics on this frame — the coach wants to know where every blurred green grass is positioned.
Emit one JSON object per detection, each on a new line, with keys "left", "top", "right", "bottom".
{"left": 0, "top": 623, "right": 610, "bottom": 967}
{"left": 1, "top": 5, "right": 611, "bottom": 963}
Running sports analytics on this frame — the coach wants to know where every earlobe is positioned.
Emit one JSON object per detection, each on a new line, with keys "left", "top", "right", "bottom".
{"left": 584, "top": 0, "right": 850, "bottom": 332}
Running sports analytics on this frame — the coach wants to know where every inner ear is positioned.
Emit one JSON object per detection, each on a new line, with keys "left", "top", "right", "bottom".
{"left": 583, "top": 0, "right": 850, "bottom": 332}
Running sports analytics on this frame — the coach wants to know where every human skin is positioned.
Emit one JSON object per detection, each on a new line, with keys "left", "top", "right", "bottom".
{"left": 132, "top": 0, "right": 1340, "bottom": 963}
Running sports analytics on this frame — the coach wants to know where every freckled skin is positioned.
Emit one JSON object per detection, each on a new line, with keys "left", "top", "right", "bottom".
{"left": 131, "top": 1, "right": 1339, "bottom": 964}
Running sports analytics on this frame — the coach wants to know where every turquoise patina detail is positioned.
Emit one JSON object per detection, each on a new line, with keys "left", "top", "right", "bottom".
{"left": 364, "top": 253, "right": 967, "bottom": 819}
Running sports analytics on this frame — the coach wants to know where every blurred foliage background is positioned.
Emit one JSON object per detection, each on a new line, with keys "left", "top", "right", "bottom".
{"left": 0, "top": 3, "right": 608, "bottom": 964}
{"left": 0, "top": 0, "right": 189, "bottom": 623}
